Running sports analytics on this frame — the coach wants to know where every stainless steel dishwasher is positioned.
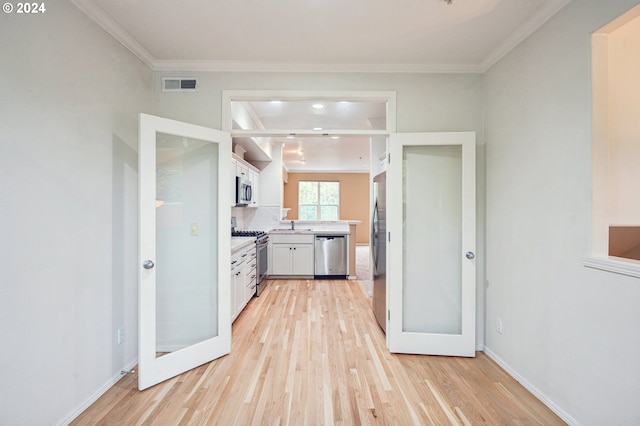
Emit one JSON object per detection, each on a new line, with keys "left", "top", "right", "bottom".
{"left": 314, "top": 235, "right": 347, "bottom": 277}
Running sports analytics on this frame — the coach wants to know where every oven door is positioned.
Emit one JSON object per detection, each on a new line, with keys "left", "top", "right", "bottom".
{"left": 255, "top": 239, "right": 268, "bottom": 295}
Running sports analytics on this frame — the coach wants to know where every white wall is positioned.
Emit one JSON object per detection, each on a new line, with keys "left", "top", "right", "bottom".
{"left": 483, "top": 0, "right": 640, "bottom": 424}
{"left": 0, "top": 3, "right": 152, "bottom": 424}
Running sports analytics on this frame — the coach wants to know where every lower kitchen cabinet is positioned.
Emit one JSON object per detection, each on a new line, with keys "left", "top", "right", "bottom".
{"left": 270, "top": 234, "right": 314, "bottom": 276}
{"left": 231, "top": 243, "right": 256, "bottom": 322}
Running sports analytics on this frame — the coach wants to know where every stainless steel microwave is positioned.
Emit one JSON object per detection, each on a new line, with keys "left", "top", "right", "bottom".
{"left": 236, "top": 176, "right": 252, "bottom": 206}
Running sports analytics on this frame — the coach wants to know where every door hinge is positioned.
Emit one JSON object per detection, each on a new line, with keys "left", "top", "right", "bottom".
{"left": 388, "top": 231, "right": 391, "bottom": 242}
{"left": 387, "top": 153, "right": 391, "bottom": 163}
{"left": 388, "top": 310, "right": 390, "bottom": 321}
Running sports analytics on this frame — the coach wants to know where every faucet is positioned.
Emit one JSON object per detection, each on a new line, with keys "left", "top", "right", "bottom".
{"left": 290, "top": 220, "right": 295, "bottom": 230}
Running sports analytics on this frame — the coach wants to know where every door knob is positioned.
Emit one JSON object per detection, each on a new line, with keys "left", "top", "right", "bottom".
{"left": 142, "top": 260, "right": 155, "bottom": 269}
{"left": 465, "top": 251, "right": 475, "bottom": 260}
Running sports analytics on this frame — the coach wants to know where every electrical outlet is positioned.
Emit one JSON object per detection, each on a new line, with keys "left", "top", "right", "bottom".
{"left": 496, "top": 318, "right": 503, "bottom": 334}
{"left": 117, "top": 328, "right": 125, "bottom": 344}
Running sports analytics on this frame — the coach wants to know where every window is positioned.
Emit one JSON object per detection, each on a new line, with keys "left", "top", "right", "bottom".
{"left": 586, "top": 4, "right": 640, "bottom": 277}
{"left": 298, "top": 181, "right": 340, "bottom": 221}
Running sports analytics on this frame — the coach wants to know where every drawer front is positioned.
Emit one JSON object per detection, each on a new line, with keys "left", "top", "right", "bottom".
{"left": 270, "top": 234, "right": 314, "bottom": 245}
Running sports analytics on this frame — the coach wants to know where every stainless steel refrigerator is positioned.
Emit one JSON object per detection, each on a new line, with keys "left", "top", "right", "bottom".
{"left": 372, "top": 171, "right": 386, "bottom": 332}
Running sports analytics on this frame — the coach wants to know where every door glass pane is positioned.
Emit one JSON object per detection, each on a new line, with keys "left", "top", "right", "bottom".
{"left": 155, "top": 132, "right": 219, "bottom": 357}
{"left": 403, "top": 145, "right": 462, "bottom": 334}
{"left": 231, "top": 100, "right": 387, "bottom": 131}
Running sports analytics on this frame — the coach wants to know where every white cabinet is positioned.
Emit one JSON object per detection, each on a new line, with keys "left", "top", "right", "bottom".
{"left": 291, "top": 244, "right": 314, "bottom": 275}
{"left": 270, "top": 234, "right": 314, "bottom": 276}
{"left": 236, "top": 161, "right": 249, "bottom": 178}
{"left": 248, "top": 168, "right": 259, "bottom": 207}
{"left": 230, "top": 250, "right": 244, "bottom": 322}
{"left": 243, "top": 248, "right": 257, "bottom": 301}
{"left": 231, "top": 243, "right": 256, "bottom": 322}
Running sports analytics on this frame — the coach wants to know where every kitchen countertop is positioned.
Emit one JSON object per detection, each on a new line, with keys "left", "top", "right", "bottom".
{"left": 231, "top": 236, "right": 255, "bottom": 252}
{"left": 270, "top": 220, "right": 352, "bottom": 235}
{"left": 232, "top": 221, "right": 359, "bottom": 252}
{"left": 269, "top": 228, "right": 349, "bottom": 235}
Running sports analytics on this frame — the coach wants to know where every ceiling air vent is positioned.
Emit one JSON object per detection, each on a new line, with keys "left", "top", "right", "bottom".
{"left": 162, "top": 77, "right": 199, "bottom": 92}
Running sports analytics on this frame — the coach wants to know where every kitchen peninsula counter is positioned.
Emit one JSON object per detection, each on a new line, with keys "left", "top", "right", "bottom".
{"left": 270, "top": 220, "right": 362, "bottom": 278}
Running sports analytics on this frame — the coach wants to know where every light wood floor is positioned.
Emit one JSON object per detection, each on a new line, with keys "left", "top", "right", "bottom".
{"left": 72, "top": 279, "right": 565, "bottom": 425}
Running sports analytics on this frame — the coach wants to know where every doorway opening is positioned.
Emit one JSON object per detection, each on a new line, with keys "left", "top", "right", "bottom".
{"left": 223, "top": 90, "right": 396, "bottom": 290}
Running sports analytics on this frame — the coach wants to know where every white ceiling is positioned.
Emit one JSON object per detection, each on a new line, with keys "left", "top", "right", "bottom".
{"left": 232, "top": 99, "right": 386, "bottom": 172}
{"left": 72, "top": 0, "right": 570, "bottom": 172}
{"left": 75, "top": 0, "right": 569, "bottom": 72}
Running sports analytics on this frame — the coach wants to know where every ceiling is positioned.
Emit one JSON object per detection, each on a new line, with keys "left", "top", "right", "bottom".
{"left": 72, "top": 0, "right": 570, "bottom": 172}
{"left": 233, "top": 100, "right": 386, "bottom": 172}
{"left": 74, "top": 0, "right": 569, "bottom": 72}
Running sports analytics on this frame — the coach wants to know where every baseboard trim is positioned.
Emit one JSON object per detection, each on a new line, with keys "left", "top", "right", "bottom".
{"left": 483, "top": 347, "right": 579, "bottom": 426}
{"left": 56, "top": 358, "right": 138, "bottom": 426}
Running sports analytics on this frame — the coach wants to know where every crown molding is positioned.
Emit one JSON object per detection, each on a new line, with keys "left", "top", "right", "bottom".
{"left": 70, "top": 0, "right": 157, "bottom": 69}
{"left": 152, "top": 59, "right": 482, "bottom": 74}
{"left": 480, "top": 0, "right": 572, "bottom": 72}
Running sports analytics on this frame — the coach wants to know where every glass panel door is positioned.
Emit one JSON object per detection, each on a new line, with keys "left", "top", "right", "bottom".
{"left": 139, "top": 114, "right": 232, "bottom": 390}
{"left": 387, "top": 132, "right": 476, "bottom": 357}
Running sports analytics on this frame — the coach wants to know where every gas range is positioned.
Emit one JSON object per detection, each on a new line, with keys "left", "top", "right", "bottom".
{"left": 232, "top": 230, "right": 266, "bottom": 238}
{"left": 231, "top": 229, "right": 269, "bottom": 296}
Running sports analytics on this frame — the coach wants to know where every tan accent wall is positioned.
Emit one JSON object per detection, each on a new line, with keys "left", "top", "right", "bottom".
{"left": 609, "top": 226, "right": 640, "bottom": 261}
{"left": 283, "top": 172, "right": 370, "bottom": 245}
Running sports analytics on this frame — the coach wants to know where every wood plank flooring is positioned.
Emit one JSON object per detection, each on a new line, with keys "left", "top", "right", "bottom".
{"left": 72, "top": 279, "right": 565, "bottom": 425}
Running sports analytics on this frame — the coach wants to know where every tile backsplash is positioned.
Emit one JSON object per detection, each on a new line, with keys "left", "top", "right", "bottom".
{"left": 231, "top": 206, "right": 282, "bottom": 231}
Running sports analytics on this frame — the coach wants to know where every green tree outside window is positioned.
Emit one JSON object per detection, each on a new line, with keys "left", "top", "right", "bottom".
{"left": 298, "top": 181, "right": 339, "bottom": 220}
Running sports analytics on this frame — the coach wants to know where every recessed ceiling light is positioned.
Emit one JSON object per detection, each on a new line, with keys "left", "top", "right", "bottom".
{"left": 313, "top": 127, "right": 322, "bottom": 131}
{"left": 286, "top": 135, "right": 295, "bottom": 139}
{"left": 312, "top": 103, "right": 324, "bottom": 109}
{"left": 330, "top": 136, "right": 340, "bottom": 140}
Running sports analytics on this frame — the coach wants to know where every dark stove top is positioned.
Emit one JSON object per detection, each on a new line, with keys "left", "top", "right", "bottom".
{"left": 232, "top": 230, "right": 266, "bottom": 237}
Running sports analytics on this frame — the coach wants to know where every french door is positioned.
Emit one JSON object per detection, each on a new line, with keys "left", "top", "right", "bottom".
{"left": 387, "top": 132, "right": 476, "bottom": 357}
{"left": 138, "top": 113, "right": 232, "bottom": 390}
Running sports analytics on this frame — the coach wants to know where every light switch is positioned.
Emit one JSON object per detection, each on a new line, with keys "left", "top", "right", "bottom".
{"left": 191, "top": 223, "right": 199, "bottom": 236}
